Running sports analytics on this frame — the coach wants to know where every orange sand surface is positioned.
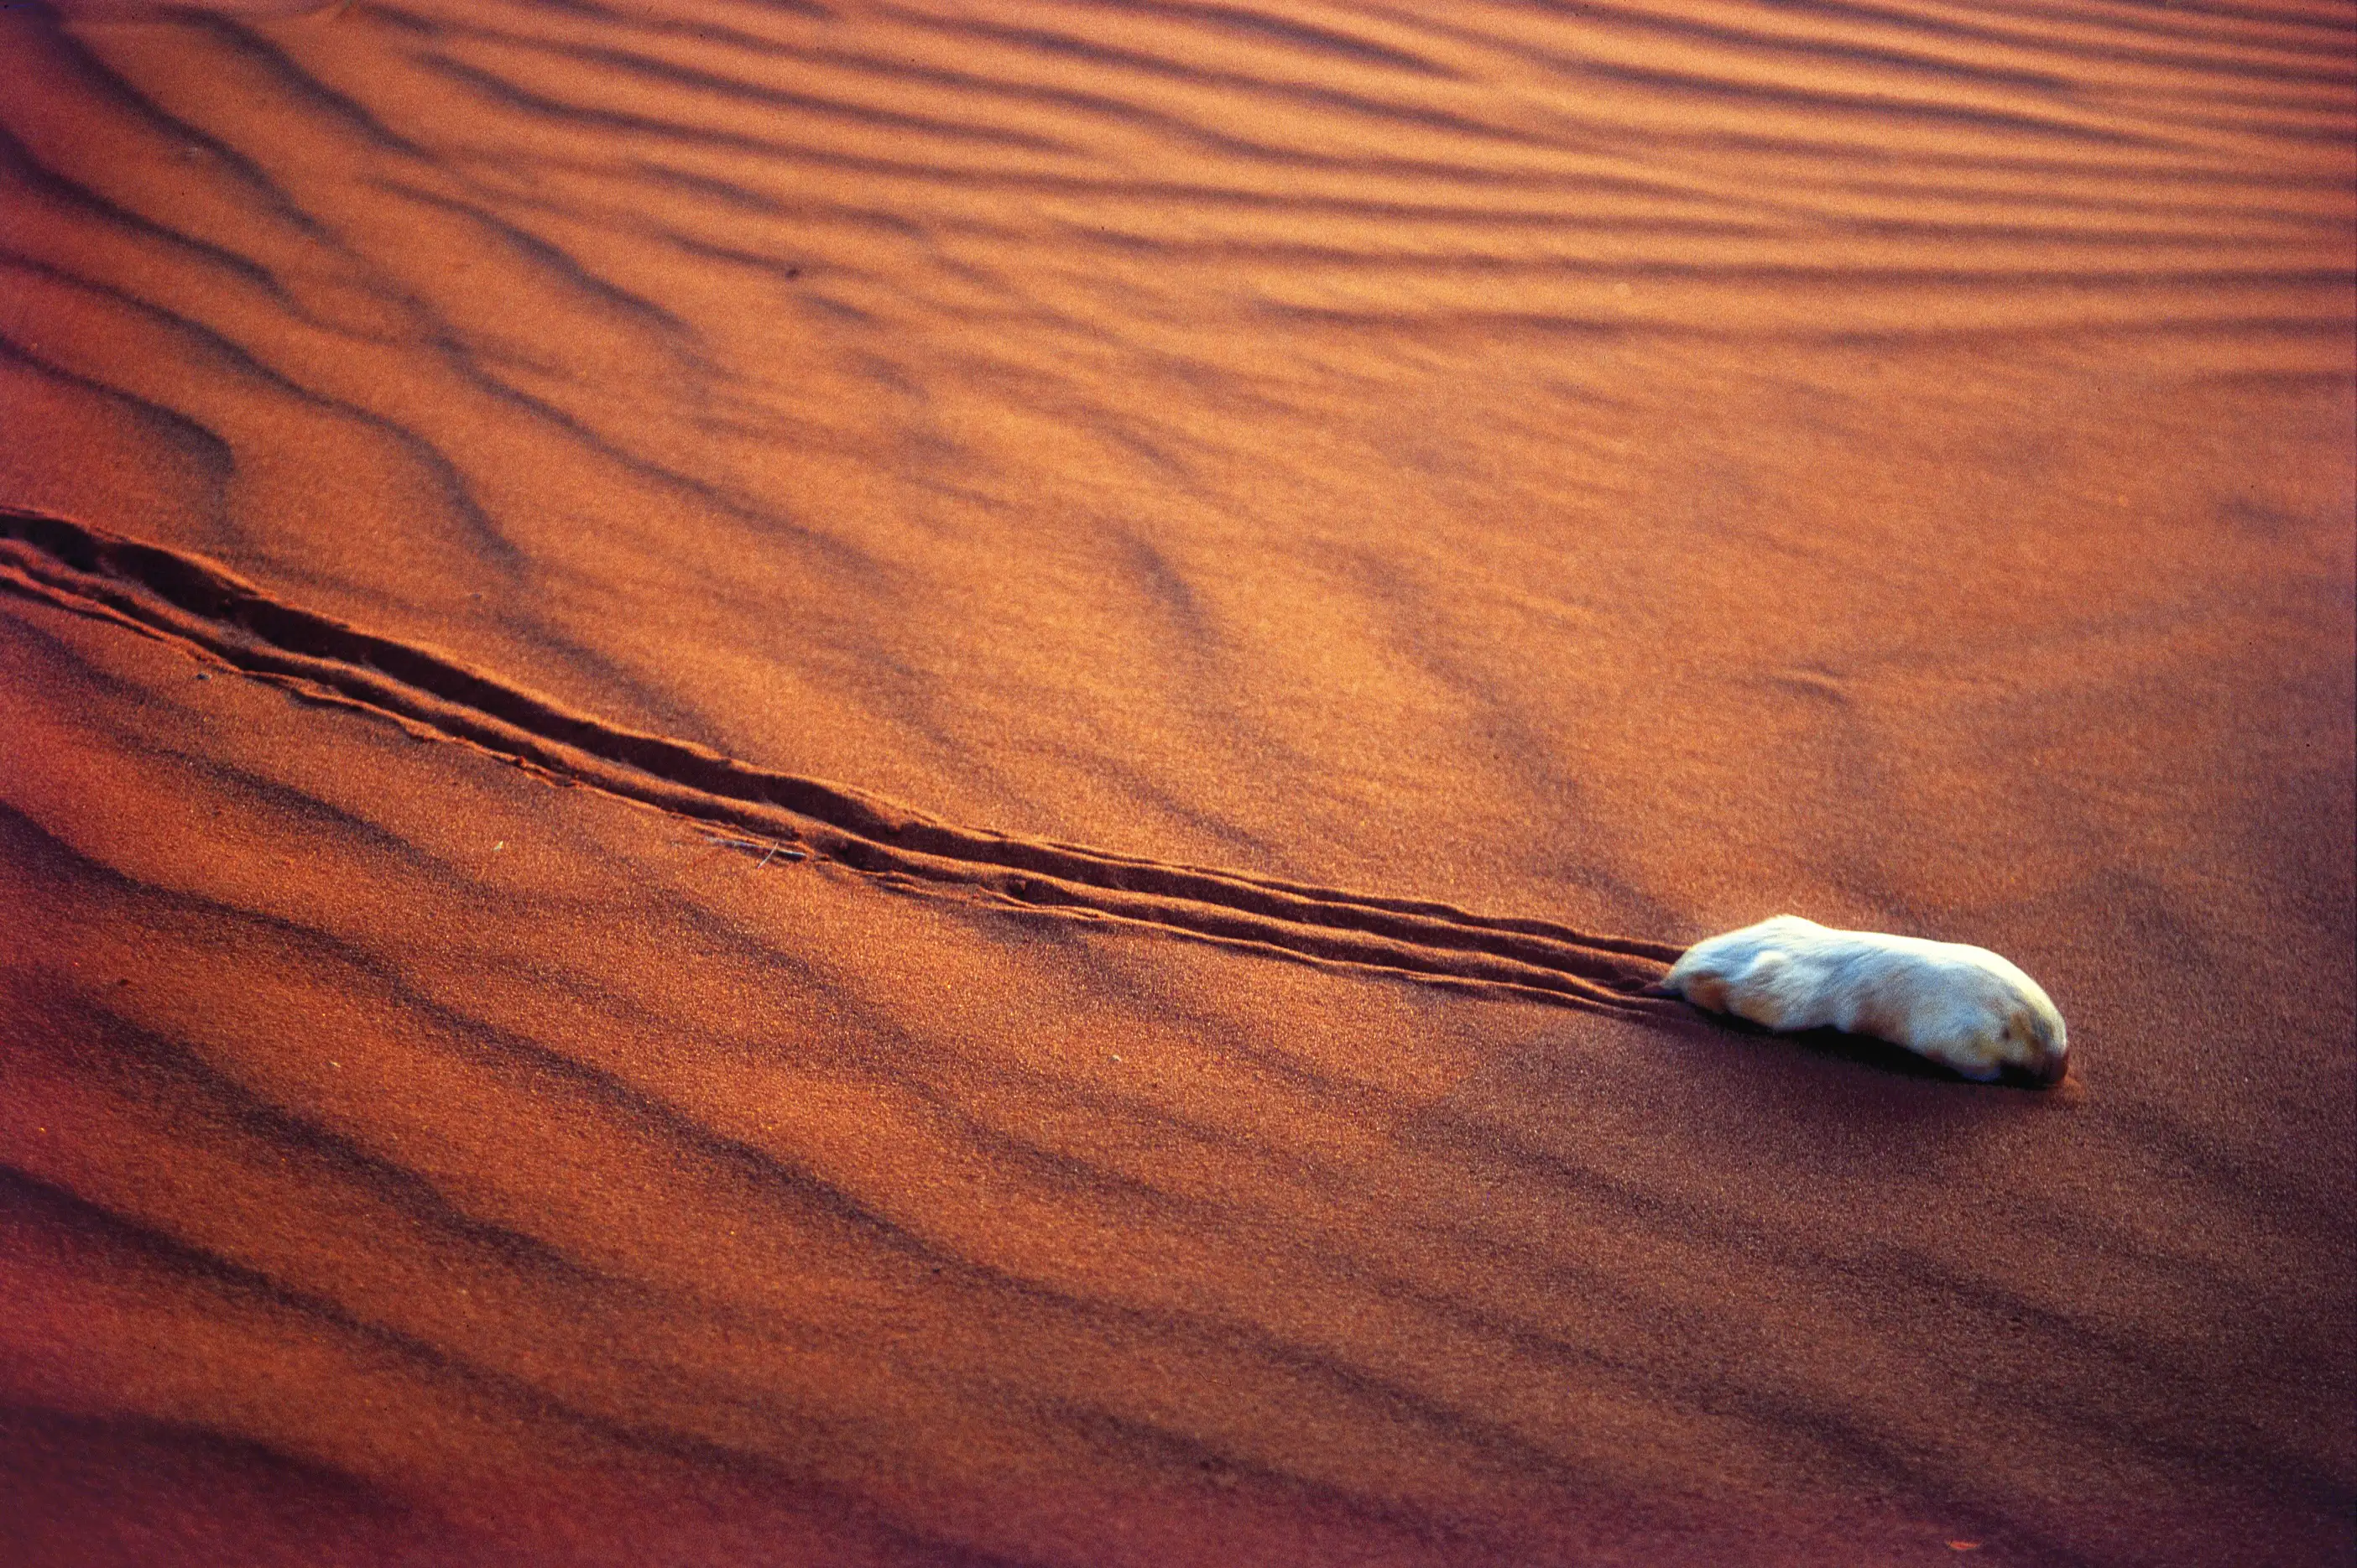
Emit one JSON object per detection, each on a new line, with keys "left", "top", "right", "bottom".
{"left": 3, "top": 0, "right": 2352, "bottom": 1563}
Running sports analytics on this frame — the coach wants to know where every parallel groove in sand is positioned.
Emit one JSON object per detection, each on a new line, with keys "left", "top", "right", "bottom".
{"left": 0, "top": 506, "right": 1685, "bottom": 1013}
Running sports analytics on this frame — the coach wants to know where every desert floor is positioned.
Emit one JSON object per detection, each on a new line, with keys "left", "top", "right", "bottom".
{"left": 2, "top": 1, "right": 2352, "bottom": 1563}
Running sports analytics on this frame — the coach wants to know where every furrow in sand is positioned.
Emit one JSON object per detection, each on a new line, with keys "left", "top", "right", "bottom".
{"left": 0, "top": 506, "right": 1686, "bottom": 1013}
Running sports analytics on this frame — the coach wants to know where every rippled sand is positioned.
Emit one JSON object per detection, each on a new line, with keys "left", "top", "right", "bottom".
{"left": 3, "top": 1, "right": 2352, "bottom": 1563}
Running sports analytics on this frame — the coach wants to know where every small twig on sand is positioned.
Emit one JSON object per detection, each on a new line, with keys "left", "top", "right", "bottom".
{"left": 697, "top": 830, "right": 806, "bottom": 867}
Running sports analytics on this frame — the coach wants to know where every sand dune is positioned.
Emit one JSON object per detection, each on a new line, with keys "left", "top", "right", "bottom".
{"left": 2, "top": 0, "right": 2351, "bottom": 1563}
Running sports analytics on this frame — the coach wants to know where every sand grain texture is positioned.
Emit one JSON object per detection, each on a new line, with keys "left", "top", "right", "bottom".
{"left": 2, "top": 0, "right": 2352, "bottom": 1563}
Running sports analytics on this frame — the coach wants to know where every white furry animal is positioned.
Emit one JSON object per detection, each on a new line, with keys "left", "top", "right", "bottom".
{"left": 1661, "top": 915, "right": 2068, "bottom": 1085}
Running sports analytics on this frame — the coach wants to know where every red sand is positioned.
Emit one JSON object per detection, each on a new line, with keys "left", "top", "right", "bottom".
{"left": 3, "top": 1, "right": 2352, "bottom": 1563}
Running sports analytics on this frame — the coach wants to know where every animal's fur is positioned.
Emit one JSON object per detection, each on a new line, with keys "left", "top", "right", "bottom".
{"left": 1662, "top": 915, "right": 2068, "bottom": 1085}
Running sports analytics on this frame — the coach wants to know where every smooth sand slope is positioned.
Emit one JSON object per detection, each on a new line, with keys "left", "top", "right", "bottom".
{"left": 3, "top": 0, "right": 2353, "bottom": 1563}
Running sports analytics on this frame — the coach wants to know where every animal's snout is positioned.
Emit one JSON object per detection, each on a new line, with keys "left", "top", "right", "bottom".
{"left": 2021, "top": 1044, "right": 2070, "bottom": 1086}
